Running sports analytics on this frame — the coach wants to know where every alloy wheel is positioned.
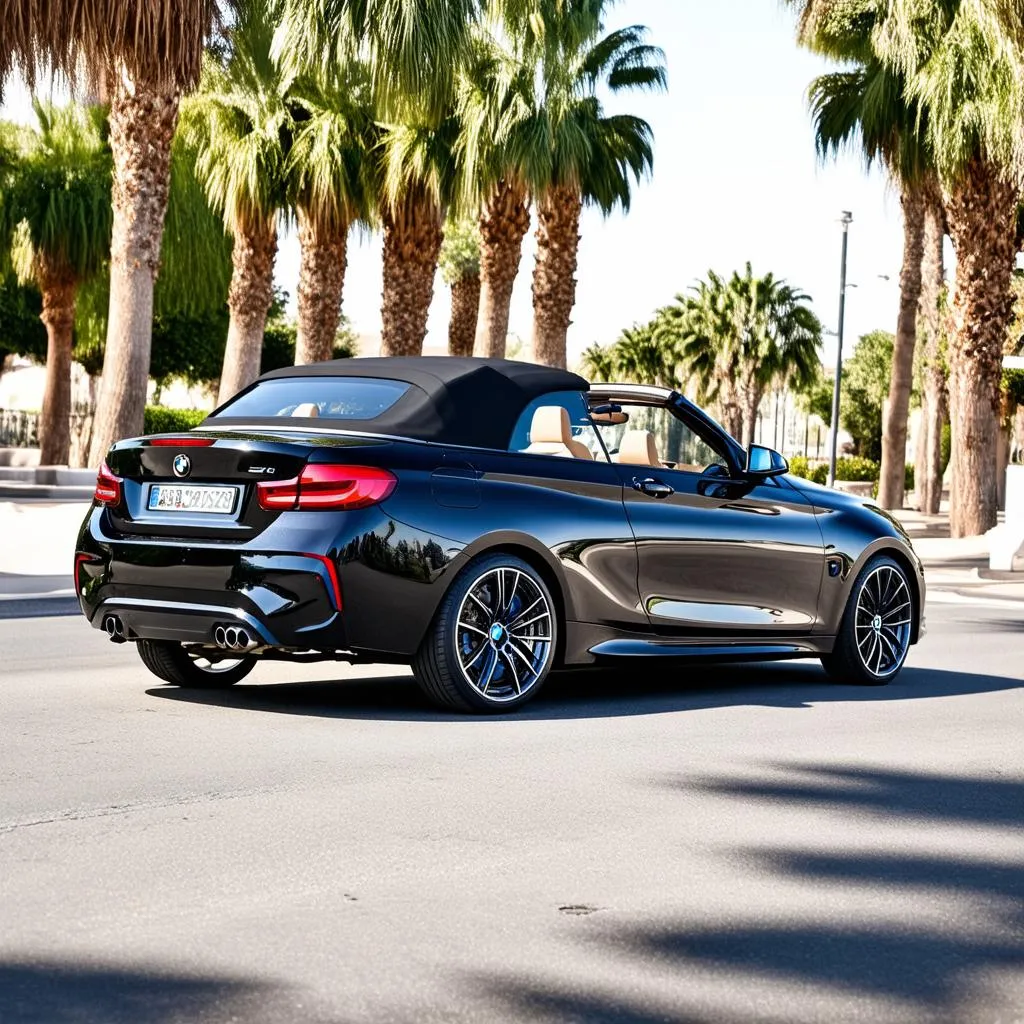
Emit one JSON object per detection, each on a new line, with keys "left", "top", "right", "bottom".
{"left": 454, "top": 567, "right": 554, "bottom": 703}
{"left": 854, "top": 564, "right": 912, "bottom": 677}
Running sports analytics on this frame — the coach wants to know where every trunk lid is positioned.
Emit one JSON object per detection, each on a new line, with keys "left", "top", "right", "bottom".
{"left": 104, "top": 430, "right": 390, "bottom": 539}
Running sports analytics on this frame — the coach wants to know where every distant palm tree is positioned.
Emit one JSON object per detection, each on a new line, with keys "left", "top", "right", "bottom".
{"left": 509, "top": 9, "right": 665, "bottom": 368}
{"left": 438, "top": 218, "right": 482, "bottom": 357}
{"left": 184, "top": 1, "right": 290, "bottom": 402}
{"left": 800, "top": 0, "right": 936, "bottom": 509}
{"left": 288, "top": 63, "right": 376, "bottom": 365}
{"left": 666, "top": 265, "right": 822, "bottom": 447}
{"left": 0, "top": 102, "right": 111, "bottom": 464}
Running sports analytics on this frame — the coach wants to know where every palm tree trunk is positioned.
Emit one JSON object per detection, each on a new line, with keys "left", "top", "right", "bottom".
{"left": 37, "top": 269, "right": 77, "bottom": 466}
{"left": 88, "top": 72, "right": 179, "bottom": 466}
{"left": 448, "top": 273, "right": 481, "bottom": 357}
{"left": 916, "top": 187, "right": 947, "bottom": 515}
{"left": 380, "top": 190, "right": 444, "bottom": 357}
{"left": 944, "top": 160, "right": 1020, "bottom": 537}
{"left": 295, "top": 209, "right": 348, "bottom": 365}
{"left": 740, "top": 389, "right": 764, "bottom": 450}
{"left": 531, "top": 184, "right": 582, "bottom": 369}
{"left": 474, "top": 181, "right": 530, "bottom": 358}
{"left": 218, "top": 219, "right": 278, "bottom": 404}
{"left": 878, "top": 184, "right": 926, "bottom": 509}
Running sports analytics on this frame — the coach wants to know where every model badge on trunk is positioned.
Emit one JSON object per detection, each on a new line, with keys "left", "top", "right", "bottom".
{"left": 172, "top": 454, "right": 191, "bottom": 478}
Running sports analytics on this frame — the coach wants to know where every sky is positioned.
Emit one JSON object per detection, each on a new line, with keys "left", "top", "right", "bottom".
{"left": 0, "top": 1, "right": 906, "bottom": 370}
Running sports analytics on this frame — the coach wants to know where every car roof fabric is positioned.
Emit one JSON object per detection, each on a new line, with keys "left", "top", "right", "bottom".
{"left": 207, "top": 357, "right": 590, "bottom": 450}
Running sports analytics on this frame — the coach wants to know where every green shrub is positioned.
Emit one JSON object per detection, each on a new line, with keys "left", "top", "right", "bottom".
{"left": 787, "top": 455, "right": 810, "bottom": 479}
{"left": 834, "top": 456, "right": 880, "bottom": 482}
{"left": 144, "top": 406, "right": 208, "bottom": 435}
{"left": 810, "top": 463, "right": 828, "bottom": 484}
{"left": 905, "top": 463, "right": 914, "bottom": 493}
{"left": 941, "top": 422, "right": 951, "bottom": 473}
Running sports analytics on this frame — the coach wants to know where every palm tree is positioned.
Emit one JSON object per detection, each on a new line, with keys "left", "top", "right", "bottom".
{"left": 288, "top": 64, "right": 376, "bottom": 365}
{"left": 655, "top": 272, "right": 744, "bottom": 438}
{"left": 4, "top": 1, "right": 221, "bottom": 466}
{"left": 916, "top": 187, "right": 948, "bottom": 514}
{"left": 0, "top": 102, "right": 111, "bottom": 465}
{"left": 456, "top": 26, "right": 535, "bottom": 359}
{"left": 667, "top": 265, "right": 822, "bottom": 447}
{"left": 508, "top": 10, "right": 665, "bottom": 368}
{"left": 439, "top": 218, "right": 482, "bottom": 356}
{"left": 799, "top": 0, "right": 937, "bottom": 509}
{"left": 184, "top": 1, "right": 290, "bottom": 402}
{"left": 869, "top": 2, "right": 1024, "bottom": 536}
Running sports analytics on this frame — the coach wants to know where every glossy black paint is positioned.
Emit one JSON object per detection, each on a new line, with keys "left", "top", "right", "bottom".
{"left": 76, "top": 369, "right": 925, "bottom": 673}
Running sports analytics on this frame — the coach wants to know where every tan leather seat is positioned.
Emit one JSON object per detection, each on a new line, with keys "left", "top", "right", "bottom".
{"left": 292, "top": 403, "right": 320, "bottom": 417}
{"left": 523, "top": 406, "right": 593, "bottom": 460}
{"left": 616, "top": 429, "right": 662, "bottom": 467}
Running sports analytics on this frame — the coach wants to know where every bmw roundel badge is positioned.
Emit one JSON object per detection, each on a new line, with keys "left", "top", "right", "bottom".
{"left": 172, "top": 454, "right": 191, "bottom": 478}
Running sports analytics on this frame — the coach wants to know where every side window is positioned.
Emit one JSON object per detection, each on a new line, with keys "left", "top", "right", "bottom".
{"left": 509, "top": 390, "right": 607, "bottom": 461}
{"left": 594, "top": 404, "right": 726, "bottom": 472}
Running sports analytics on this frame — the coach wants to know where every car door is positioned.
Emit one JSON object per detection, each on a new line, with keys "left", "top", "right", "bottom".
{"left": 607, "top": 402, "right": 826, "bottom": 635}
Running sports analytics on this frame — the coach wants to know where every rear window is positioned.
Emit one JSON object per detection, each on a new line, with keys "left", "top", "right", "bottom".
{"left": 211, "top": 377, "right": 411, "bottom": 421}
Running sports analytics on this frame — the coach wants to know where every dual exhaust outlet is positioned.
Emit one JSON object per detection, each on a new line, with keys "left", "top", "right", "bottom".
{"left": 213, "top": 624, "right": 258, "bottom": 652}
{"left": 102, "top": 613, "right": 257, "bottom": 652}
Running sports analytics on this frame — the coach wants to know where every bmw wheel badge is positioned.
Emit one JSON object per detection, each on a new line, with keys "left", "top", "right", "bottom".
{"left": 172, "top": 454, "right": 191, "bottom": 478}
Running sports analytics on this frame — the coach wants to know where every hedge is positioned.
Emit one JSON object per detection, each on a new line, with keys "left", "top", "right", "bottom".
{"left": 144, "top": 406, "right": 208, "bottom": 435}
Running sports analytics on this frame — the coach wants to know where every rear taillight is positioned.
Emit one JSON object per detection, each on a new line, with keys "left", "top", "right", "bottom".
{"left": 148, "top": 437, "right": 215, "bottom": 447}
{"left": 257, "top": 465, "right": 397, "bottom": 512}
{"left": 94, "top": 462, "right": 122, "bottom": 507}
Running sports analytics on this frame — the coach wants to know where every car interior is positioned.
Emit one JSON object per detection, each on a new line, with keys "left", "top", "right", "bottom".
{"left": 520, "top": 400, "right": 725, "bottom": 476}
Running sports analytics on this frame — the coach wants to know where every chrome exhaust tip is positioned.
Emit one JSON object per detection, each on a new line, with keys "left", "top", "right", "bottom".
{"left": 213, "top": 625, "right": 227, "bottom": 647}
{"left": 103, "top": 614, "right": 126, "bottom": 642}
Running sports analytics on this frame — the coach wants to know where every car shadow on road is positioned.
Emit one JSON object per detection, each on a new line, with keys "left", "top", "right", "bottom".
{"left": 146, "top": 660, "right": 1024, "bottom": 723}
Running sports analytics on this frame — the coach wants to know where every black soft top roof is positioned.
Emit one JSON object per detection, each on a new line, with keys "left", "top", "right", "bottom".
{"left": 207, "top": 357, "right": 590, "bottom": 450}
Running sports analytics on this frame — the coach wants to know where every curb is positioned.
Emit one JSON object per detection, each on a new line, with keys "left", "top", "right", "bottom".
{"left": 0, "top": 595, "right": 80, "bottom": 619}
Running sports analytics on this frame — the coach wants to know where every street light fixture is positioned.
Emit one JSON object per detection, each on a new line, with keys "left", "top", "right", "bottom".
{"left": 827, "top": 211, "right": 853, "bottom": 488}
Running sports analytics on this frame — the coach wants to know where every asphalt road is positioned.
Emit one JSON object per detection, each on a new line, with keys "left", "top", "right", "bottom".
{"left": 1, "top": 600, "right": 1022, "bottom": 1024}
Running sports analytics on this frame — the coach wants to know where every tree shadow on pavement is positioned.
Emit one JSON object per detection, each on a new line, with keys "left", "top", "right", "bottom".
{"left": 468, "top": 766, "right": 1024, "bottom": 1023}
{"left": 0, "top": 959, "right": 343, "bottom": 1024}
{"left": 146, "top": 661, "right": 1024, "bottom": 723}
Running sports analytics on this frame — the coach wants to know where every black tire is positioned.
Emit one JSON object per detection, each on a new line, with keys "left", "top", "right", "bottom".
{"left": 821, "top": 554, "right": 914, "bottom": 686}
{"left": 412, "top": 553, "right": 559, "bottom": 713}
{"left": 137, "top": 639, "right": 255, "bottom": 688}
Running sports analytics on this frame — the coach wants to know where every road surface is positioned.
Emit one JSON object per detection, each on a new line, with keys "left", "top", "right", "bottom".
{"left": 1, "top": 598, "right": 1022, "bottom": 1023}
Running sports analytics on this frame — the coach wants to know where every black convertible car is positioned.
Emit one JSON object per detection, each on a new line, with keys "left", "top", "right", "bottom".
{"left": 76, "top": 357, "right": 925, "bottom": 713}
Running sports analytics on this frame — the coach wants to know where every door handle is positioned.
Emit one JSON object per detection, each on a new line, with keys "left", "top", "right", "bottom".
{"left": 634, "top": 477, "right": 674, "bottom": 499}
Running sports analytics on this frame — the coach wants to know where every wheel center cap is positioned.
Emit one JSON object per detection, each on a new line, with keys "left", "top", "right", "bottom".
{"left": 872, "top": 614, "right": 882, "bottom": 633}
{"left": 489, "top": 623, "right": 506, "bottom": 645}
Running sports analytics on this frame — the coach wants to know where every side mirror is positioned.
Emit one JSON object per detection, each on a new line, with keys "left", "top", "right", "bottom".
{"left": 746, "top": 444, "right": 789, "bottom": 477}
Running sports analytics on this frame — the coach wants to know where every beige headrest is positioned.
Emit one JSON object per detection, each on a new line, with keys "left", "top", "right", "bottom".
{"left": 530, "top": 406, "right": 572, "bottom": 446}
{"left": 292, "top": 403, "right": 320, "bottom": 418}
{"left": 618, "top": 429, "right": 660, "bottom": 466}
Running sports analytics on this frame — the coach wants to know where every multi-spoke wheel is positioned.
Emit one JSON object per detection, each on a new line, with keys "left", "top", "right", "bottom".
{"left": 137, "top": 639, "right": 255, "bottom": 688}
{"left": 821, "top": 555, "right": 914, "bottom": 686}
{"left": 412, "top": 553, "right": 558, "bottom": 713}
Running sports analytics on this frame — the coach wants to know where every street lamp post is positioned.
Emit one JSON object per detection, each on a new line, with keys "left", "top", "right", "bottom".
{"left": 827, "top": 211, "right": 853, "bottom": 488}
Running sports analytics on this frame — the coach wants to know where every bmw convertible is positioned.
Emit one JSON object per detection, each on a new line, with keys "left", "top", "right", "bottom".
{"left": 76, "top": 357, "right": 925, "bottom": 713}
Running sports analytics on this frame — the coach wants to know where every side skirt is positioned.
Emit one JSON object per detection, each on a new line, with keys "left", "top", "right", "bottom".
{"left": 588, "top": 639, "right": 830, "bottom": 660}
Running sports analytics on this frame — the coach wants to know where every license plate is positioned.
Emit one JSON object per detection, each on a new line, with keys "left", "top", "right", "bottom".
{"left": 148, "top": 484, "right": 238, "bottom": 514}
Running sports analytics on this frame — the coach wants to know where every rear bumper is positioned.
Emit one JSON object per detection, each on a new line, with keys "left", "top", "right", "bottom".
{"left": 76, "top": 509, "right": 347, "bottom": 651}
